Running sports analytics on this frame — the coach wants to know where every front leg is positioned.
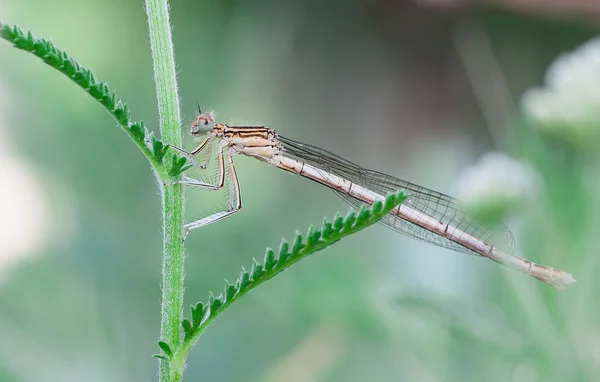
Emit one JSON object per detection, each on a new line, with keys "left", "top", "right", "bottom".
{"left": 183, "top": 152, "right": 242, "bottom": 239}
{"left": 170, "top": 135, "right": 214, "bottom": 168}
{"left": 168, "top": 138, "right": 224, "bottom": 190}
{"left": 177, "top": 143, "right": 225, "bottom": 190}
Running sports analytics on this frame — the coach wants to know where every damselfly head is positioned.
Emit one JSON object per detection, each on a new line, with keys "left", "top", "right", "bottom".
{"left": 191, "top": 110, "right": 215, "bottom": 136}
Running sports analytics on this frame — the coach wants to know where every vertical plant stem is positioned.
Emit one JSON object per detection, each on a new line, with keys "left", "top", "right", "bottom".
{"left": 145, "top": 0, "right": 185, "bottom": 380}
{"left": 160, "top": 186, "right": 185, "bottom": 382}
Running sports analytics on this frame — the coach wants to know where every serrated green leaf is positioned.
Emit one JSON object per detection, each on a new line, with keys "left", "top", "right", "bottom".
{"left": 175, "top": 192, "right": 406, "bottom": 365}
{"left": 0, "top": 22, "right": 161, "bottom": 165}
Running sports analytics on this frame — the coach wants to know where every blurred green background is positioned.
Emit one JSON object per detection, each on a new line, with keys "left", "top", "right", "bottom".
{"left": 1, "top": 1, "right": 600, "bottom": 381}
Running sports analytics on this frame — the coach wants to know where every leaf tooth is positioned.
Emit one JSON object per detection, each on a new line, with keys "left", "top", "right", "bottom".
{"left": 191, "top": 302, "right": 204, "bottom": 328}
{"left": 291, "top": 231, "right": 304, "bottom": 255}
{"left": 251, "top": 258, "right": 264, "bottom": 281}
{"left": 240, "top": 268, "right": 251, "bottom": 289}
{"left": 356, "top": 205, "right": 370, "bottom": 225}
{"left": 211, "top": 298, "right": 223, "bottom": 311}
{"left": 307, "top": 228, "right": 321, "bottom": 246}
{"left": 182, "top": 319, "right": 193, "bottom": 339}
{"left": 373, "top": 199, "right": 385, "bottom": 215}
{"left": 333, "top": 214, "right": 344, "bottom": 231}
{"left": 264, "top": 248, "right": 276, "bottom": 271}
{"left": 278, "top": 239, "right": 290, "bottom": 262}
{"left": 322, "top": 219, "right": 333, "bottom": 238}
{"left": 225, "top": 281, "right": 236, "bottom": 301}
{"left": 343, "top": 211, "right": 357, "bottom": 230}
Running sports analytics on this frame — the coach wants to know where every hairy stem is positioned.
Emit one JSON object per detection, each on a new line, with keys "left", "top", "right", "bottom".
{"left": 144, "top": 0, "right": 185, "bottom": 381}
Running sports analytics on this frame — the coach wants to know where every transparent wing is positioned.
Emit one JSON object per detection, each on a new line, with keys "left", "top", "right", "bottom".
{"left": 279, "top": 135, "right": 515, "bottom": 256}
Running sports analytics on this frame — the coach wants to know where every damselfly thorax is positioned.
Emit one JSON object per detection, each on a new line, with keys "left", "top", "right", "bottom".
{"left": 214, "top": 124, "right": 282, "bottom": 162}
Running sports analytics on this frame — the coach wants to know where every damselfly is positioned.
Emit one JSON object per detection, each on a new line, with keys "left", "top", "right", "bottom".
{"left": 171, "top": 110, "right": 574, "bottom": 288}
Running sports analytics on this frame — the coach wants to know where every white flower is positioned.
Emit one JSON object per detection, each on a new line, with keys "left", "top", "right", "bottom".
{"left": 521, "top": 37, "right": 600, "bottom": 140}
{"left": 0, "top": 81, "right": 51, "bottom": 279}
{"left": 452, "top": 152, "right": 539, "bottom": 223}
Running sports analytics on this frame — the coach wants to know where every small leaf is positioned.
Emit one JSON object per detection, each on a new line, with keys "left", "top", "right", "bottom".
{"left": 152, "top": 354, "right": 169, "bottom": 361}
{"left": 182, "top": 319, "right": 193, "bottom": 338}
{"left": 168, "top": 154, "right": 192, "bottom": 177}
{"left": 152, "top": 138, "right": 169, "bottom": 163}
{"left": 191, "top": 302, "right": 204, "bottom": 328}
{"left": 158, "top": 341, "right": 173, "bottom": 357}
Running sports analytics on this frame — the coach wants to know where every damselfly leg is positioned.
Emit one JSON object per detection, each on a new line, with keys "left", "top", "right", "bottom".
{"left": 182, "top": 148, "right": 242, "bottom": 238}
{"left": 170, "top": 139, "right": 243, "bottom": 239}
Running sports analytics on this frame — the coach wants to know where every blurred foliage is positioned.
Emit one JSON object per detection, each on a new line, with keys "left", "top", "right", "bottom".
{"left": 1, "top": 1, "right": 599, "bottom": 381}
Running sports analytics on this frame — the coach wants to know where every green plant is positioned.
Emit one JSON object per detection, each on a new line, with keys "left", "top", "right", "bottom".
{"left": 0, "top": 3, "right": 406, "bottom": 380}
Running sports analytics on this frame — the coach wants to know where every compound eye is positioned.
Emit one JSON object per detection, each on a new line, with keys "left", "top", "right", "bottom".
{"left": 198, "top": 112, "right": 215, "bottom": 126}
{"left": 190, "top": 112, "right": 215, "bottom": 135}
